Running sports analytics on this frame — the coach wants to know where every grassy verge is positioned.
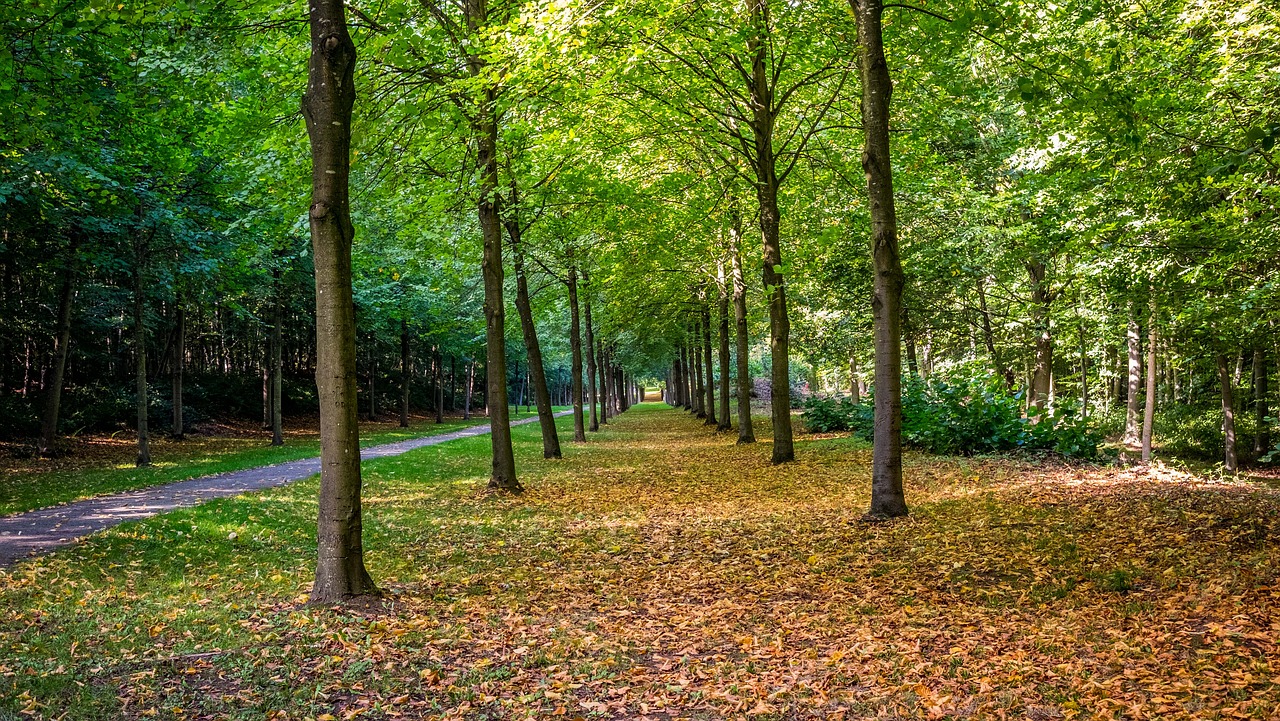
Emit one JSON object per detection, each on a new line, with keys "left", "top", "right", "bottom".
{"left": 1, "top": 404, "right": 1277, "bottom": 720}
{"left": 0, "top": 408, "right": 554, "bottom": 517}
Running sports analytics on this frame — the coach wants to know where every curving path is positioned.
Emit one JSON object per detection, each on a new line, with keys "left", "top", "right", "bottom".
{"left": 0, "top": 411, "right": 570, "bottom": 567}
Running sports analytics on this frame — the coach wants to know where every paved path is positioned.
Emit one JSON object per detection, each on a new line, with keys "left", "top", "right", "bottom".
{"left": 0, "top": 412, "right": 570, "bottom": 568}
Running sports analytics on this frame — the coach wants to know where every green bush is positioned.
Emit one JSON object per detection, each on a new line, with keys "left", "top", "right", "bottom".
{"left": 802, "top": 371, "right": 1103, "bottom": 459}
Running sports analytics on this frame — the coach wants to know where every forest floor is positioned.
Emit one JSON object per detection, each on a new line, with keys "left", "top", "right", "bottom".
{"left": 0, "top": 410, "right": 546, "bottom": 517}
{"left": 2, "top": 404, "right": 1278, "bottom": 720}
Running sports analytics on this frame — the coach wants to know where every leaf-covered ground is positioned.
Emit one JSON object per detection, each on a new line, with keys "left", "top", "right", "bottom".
{"left": 1, "top": 403, "right": 1277, "bottom": 719}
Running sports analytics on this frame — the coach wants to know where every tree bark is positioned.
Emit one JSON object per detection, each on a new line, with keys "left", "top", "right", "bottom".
{"left": 975, "top": 278, "right": 1013, "bottom": 389}
{"left": 467, "top": 0, "right": 517, "bottom": 490}
{"left": 849, "top": 353, "right": 860, "bottom": 404}
{"left": 133, "top": 232, "right": 150, "bottom": 468}
{"left": 399, "top": 319, "right": 410, "bottom": 428}
{"left": 464, "top": 359, "right": 474, "bottom": 420}
{"left": 717, "top": 277, "right": 731, "bottom": 431}
{"left": 302, "top": 0, "right": 376, "bottom": 602}
{"left": 271, "top": 284, "right": 284, "bottom": 446}
{"left": 599, "top": 342, "right": 611, "bottom": 422}
{"left": 506, "top": 208, "right": 561, "bottom": 457}
{"left": 434, "top": 346, "right": 444, "bottom": 423}
{"left": 1141, "top": 304, "right": 1156, "bottom": 463}
{"left": 584, "top": 271, "right": 599, "bottom": 433}
{"left": 692, "top": 323, "right": 706, "bottom": 418}
{"left": 171, "top": 297, "right": 185, "bottom": 441}
{"left": 1218, "top": 354, "right": 1238, "bottom": 473}
{"left": 702, "top": 300, "right": 717, "bottom": 426}
{"left": 1124, "top": 310, "right": 1142, "bottom": 447}
{"left": 854, "top": 0, "right": 907, "bottom": 517}
{"left": 39, "top": 250, "right": 75, "bottom": 456}
{"left": 567, "top": 259, "right": 586, "bottom": 442}
{"left": 1255, "top": 348, "right": 1270, "bottom": 455}
{"left": 1026, "top": 259, "right": 1053, "bottom": 420}
{"left": 730, "top": 220, "right": 755, "bottom": 443}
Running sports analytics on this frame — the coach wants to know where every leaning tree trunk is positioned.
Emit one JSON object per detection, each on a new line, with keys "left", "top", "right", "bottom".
{"left": 133, "top": 236, "right": 151, "bottom": 468}
{"left": 1141, "top": 304, "right": 1157, "bottom": 463}
{"left": 171, "top": 299, "right": 185, "bottom": 440}
{"left": 507, "top": 212, "right": 561, "bottom": 458}
{"left": 976, "top": 278, "right": 1012, "bottom": 388}
{"left": 271, "top": 287, "right": 284, "bottom": 446}
{"left": 39, "top": 255, "right": 75, "bottom": 456}
{"left": 1218, "top": 354, "right": 1238, "bottom": 473}
{"left": 399, "top": 319, "right": 410, "bottom": 428}
{"left": 717, "top": 278, "right": 731, "bottom": 431}
{"left": 730, "top": 222, "right": 755, "bottom": 443}
{"left": 466, "top": 0, "right": 517, "bottom": 490}
{"left": 1255, "top": 348, "right": 1270, "bottom": 455}
{"left": 854, "top": 0, "right": 907, "bottom": 517}
{"left": 1124, "top": 309, "right": 1142, "bottom": 447}
{"left": 583, "top": 271, "right": 599, "bottom": 433}
{"left": 302, "top": 0, "right": 376, "bottom": 602}
{"left": 701, "top": 300, "right": 717, "bottom": 426}
{"left": 567, "top": 260, "right": 587, "bottom": 443}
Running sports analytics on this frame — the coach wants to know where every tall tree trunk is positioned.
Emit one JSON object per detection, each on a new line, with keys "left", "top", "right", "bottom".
{"left": 399, "top": 319, "right": 410, "bottom": 428}
{"left": 679, "top": 345, "right": 691, "bottom": 411}
{"left": 1218, "top": 354, "right": 1238, "bottom": 473}
{"left": 854, "top": 0, "right": 906, "bottom": 517}
{"left": 171, "top": 297, "right": 185, "bottom": 441}
{"left": 599, "top": 342, "right": 611, "bottom": 422}
{"left": 302, "top": 0, "right": 376, "bottom": 602}
{"left": 692, "top": 324, "right": 706, "bottom": 418}
{"left": 1124, "top": 310, "right": 1142, "bottom": 447}
{"left": 464, "top": 0, "right": 518, "bottom": 491}
{"left": 506, "top": 210, "right": 561, "bottom": 457}
{"left": 464, "top": 359, "right": 474, "bottom": 420}
{"left": 271, "top": 286, "right": 284, "bottom": 446}
{"left": 567, "top": 259, "right": 586, "bottom": 442}
{"left": 717, "top": 277, "right": 731, "bottom": 431}
{"left": 434, "top": 346, "right": 444, "bottom": 423}
{"left": 1141, "top": 305, "right": 1156, "bottom": 463}
{"left": 584, "top": 271, "right": 599, "bottom": 433}
{"left": 133, "top": 236, "right": 150, "bottom": 468}
{"left": 748, "top": 0, "right": 793, "bottom": 463}
{"left": 1078, "top": 321, "right": 1088, "bottom": 420}
{"left": 39, "top": 251, "right": 76, "bottom": 456}
{"left": 702, "top": 300, "right": 717, "bottom": 426}
{"left": 849, "top": 353, "right": 860, "bottom": 404}
{"left": 730, "top": 221, "right": 755, "bottom": 443}
{"left": 368, "top": 355, "right": 376, "bottom": 420}
{"left": 1255, "top": 348, "right": 1270, "bottom": 455}
{"left": 1026, "top": 259, "right": 1053, "bottom": 420}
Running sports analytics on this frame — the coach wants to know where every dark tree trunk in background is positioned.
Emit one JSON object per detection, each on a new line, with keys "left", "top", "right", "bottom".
{"left": 692, "top": 326, "right": 706, "bottom": 418}
{"left": 1255, "top": 348, "right": 1270, "bottom": 455}
{"left": 464, "top": 359, "right": 474, "bottom": 419}
{"left": 854, "top": 0, "right": 907, "bottom": 518}
{"left": 368, "top": 355, "right": 377, "bottom": 421}
{"left": 849, "top": 354, "right": 860, "bottom": 404}
{"left": 1218, "top": 354, "right": 1238, "bottom": 473}
{"left": 399, "top": 319, "right": 410, "bottom": 428}
{"left": 702, "top": 301, "right": 717, "bottom": 426}
{"left": 584, "top": 272, "right": 599, "bottom": 433}
{"left": 1124, "top": 310, "right": 1142, "bottom": 447}
{"left": 1141, "top": 305, "right": 1156, "bottom": 463}
{"left": 731, "top": 223, "right": 755, "bottom": 443}
{"left": 599, "top": 341, "right": 611, "bottom": 423}
{"left": 171, "top": 298, "right": 185, "bottom": 441}
{"left": 680, "top": 345, "right": 692, "bottom": 411}
{"left": 434, "top": 347, "right": 444, "bottom": 423}
{"left": 133, "top": 236, "right": 151, "bottom": 468}
{"left": 976, "top": 278, "right": 1012, "bottom": 388}
{"left": 748, "top": 0, "right": 793, "bottom": 464}
{"left": 717, "top": 280, "right": 731, "bottom": 431}
{"left": 507, "top": 207, "right": 561, "bottom": 458}
{"left": 39, "top": 251, "right": 76, "bottom": 456}
{"left": 447, "top": 356, "right": 456, "bottom": 411}
{"left": 271, "top": 287, "right": 284, "bottom": 446}
{"left": 567, "top": 260, "right": 586, "bottom": 442}
{"left": 1026, "top": 259, "right": 1053, "bottom": 419}
{"left": 302, "top": 0, "right": 376, "bottom": 602}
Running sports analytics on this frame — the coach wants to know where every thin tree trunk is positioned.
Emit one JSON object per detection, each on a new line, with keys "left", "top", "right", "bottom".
{"left": 599, "top": 341, "right": 611, "bottom": 423}
{"left": 506, "top": 208, "right": 560, "bottom": 457}
{"left": 692, "top": 324, "right": 706, "bottom": 418}
{"left": 171, "top": 298, "right": 185, "bottom": 441}
{"left": 854, "top": 0, "right": 906, "bottom": 517}
{"left": 975, "top": 278, "right": 1013, "bottom": 389}
{"left": 133, "top": 236, "right": 150, "bottom": 468}
{"left": 584, "top": 270, "right": 599, "bottom": 433}
{"left": 399, "top": 319, "right": 410, "bottom": 428}
{"left": 702, "top": 300, "right": 717, "bottom": 426}
{"left": 849, "top": 354, "right": 860, "bottom": 404}
{"left": 1141, "top": 304, "right": 1156, "bottom": 463}
{"left": 464, "top": 359, "right": 474, "bottom": 420}
{"left": 368, "top": 355, "right": 376, "bottom": 421}
{"left": 717, "top": 276, "right": 731, "bottom": 431}
{"left": 1124, "top": 310, "right": 1142, "bottom": 447}
{"left": 1255, "top": 348, "right": 1270, "bottom": 455}
{"left": 567, "top": 259, "right": 586, "bottom": 442}
{"left": 39, "top": 252, "right": 76, "bottom": 455}
{"left": 271, "top": 287, "right": 284, "bottom": 446}
{"left": 1026, "top": 259, "right": 1053, "bottom": 419}
{"left": 1078, "top": 321, "right": 1088, "bottom": 420}
{"left": 1219, "top": 354, "right": 1238, "bottom": 473}
{"left": 303, "top": 0, "right": 376, "bottom": 602}
{"left": 434, "top": 346, "right": 444, "bottom": 423}
{"left": 730, "top": 220, "right": 755, "bottom": 443}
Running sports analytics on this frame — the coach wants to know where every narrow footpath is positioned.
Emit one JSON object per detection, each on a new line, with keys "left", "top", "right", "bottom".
{"left": 0, "top": 412, "right": 570, "bottom": 567}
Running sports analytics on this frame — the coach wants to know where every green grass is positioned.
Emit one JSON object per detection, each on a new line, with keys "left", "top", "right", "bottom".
{"left": 0, "top": 407, "right": 554, "bottom": 517}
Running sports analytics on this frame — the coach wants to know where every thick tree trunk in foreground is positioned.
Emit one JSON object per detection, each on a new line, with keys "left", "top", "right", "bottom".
{"left": 730, "top": 226, "right": 755, "bottom": 443}
{"left": 271, "top": 291, "right": 284, "bottom": 446}
{"left": 39, "top": 254, "right": 75, "bottom": 456}
{"left": 854, "top": 0, "right": 906, "bottom": 517}
{"left": 717, "top": 281, "right": 731, "bottom": 431}
{"left": 507, "top": 214, "right": 561, "bottom": 458}
{"left": 702, "top": 301, "right": 717, "bottom": 426}
{"left": 303, "top": 0, "right": 376, "bottom": 602}
{"left": 133, "top": 243, "right": 150, "bottom": 468}
{"left": 1141, "top": 307, "right": 1157, "bottom": 463}
{"left": 584, "top": 273, "right": 599, "bottom": 433}
{"left": 1255, "top": 348, "right": 1270, "bottom": 455}
{"left": 399, "top": 319, "right": 410, "bottom": 428}
{"left": 1218, "top": 354, "right": 1237, "bottom": 473}
{"left": 1124, "top": 311, "right": 1142, "bottom": 447}
{"left": 567, "top": 261, "right": 586, "bottom": 443}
